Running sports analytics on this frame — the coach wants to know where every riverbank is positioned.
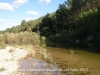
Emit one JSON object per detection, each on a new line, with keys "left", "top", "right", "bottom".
{"left": 1, "top": 45, "right": 100, "bottom": 75}
{"left": 0, "top": 45, "right": 35, "bottom": 75}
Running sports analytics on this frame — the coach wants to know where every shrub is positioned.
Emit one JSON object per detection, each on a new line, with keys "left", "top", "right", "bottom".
{"left": 41, "top": 36, "right": 46, "bottom": 42}
{"left": 0, "top": 34, "right": 6, "bottom": 49}
{"left": 0, "top": 34, "right": 4, "bottom": 44}
{"left": 0, "top": 43, "right": 6, "bottom": 49}
{"left": 0, "top": 67, "right": 6, "bottom": 72}
{"left": 3, "top": 32, "right": 40, "bottom": 45}
{"left": 9, "top": 48, "right": 15, "bottom": 52}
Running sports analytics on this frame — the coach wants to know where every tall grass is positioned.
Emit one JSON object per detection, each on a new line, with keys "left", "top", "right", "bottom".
{"left": 0, "top": 34, "right": 6, "bottom": 49}
{"left": 0, "top": 31, "right": 40, "bottom": 47}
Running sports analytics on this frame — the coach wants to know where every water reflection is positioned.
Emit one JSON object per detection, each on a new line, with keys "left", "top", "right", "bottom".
{"left": 18, "top": 58, "right": 69, "bottom": 75}
{"left": 46, "top": 42, "right": 100, "bottom": 53}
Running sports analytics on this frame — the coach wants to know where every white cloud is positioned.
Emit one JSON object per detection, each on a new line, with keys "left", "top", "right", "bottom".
{"left": 0, "top": 19, "right": 14, "bottom": 23}
{"left": 13, "top": 0, "right": 28, "bottom": 7}
{"left": 24, "top": 17, "right": 32, "bottom": 21}
{"left": 0, "top": 0, "right": 29, "bottom": 11}
{"left": 0, "top": 19, "right": 19, "bottom": 29}
{"left": 0, "top": 2, "right": 14, "bottom": 11}
{"left": 38, "top": 0, "right": 51, "bottom": 4}
{"left": 26, "top": 11, "right": 39, "bottom": 16}
{"left": 24, "top": 17, "right": 38, "bottom": 22}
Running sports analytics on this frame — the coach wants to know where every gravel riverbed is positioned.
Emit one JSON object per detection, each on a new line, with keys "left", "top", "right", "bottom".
{"left": 0, "top": 46, "right": 31, "bottom": 75}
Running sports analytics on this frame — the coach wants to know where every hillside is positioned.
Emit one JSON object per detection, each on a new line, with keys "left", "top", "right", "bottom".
{"left": 0, "top": 0, "right": 100, "bottom": 43}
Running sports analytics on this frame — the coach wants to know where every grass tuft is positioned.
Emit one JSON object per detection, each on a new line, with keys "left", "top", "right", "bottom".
{"left": 0, "top": 67, "right": 6, "bottom": 72}
{"left": 9, "top": 48, "right": 15, "bottom": 52}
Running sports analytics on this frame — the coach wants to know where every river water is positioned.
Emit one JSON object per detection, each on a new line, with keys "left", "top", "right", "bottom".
{"left": 18, "top": 43, "right": 100, "bottom": 75}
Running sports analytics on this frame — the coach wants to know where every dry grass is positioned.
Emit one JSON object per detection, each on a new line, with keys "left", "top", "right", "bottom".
{"left": 0, "top": 43, "right": 6, "bottom": 49}
{"left": 0, "top": 32, "right": 40, "bottom": 46}
{"left": 0, "top": 34, "right": 6, "bottom": 49}
{"left": 9, "top": 48, "right": 15, "bottom": 52}
{"left": 0, "top": 67, "right": 6, "bottom": 72}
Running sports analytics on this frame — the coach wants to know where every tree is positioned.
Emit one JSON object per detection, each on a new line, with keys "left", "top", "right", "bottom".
{"left": 21, "top": 20, "right": 27, "bottom": 32}
{"left": 55, "top": 4, "right": 71, "bottom": 33}
{"left": 39, "top": 13, "right": 56, "bottom": 37}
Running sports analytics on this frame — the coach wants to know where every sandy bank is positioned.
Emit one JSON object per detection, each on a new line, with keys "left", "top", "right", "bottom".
{"left": 0, "top": 46, "right": 35, "bottom": 75}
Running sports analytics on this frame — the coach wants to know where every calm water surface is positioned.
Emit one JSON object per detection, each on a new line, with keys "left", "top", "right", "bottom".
{"left": 18, "top": 43, "right": 100, "bottom": 75}
{"left": 47, "top": 47, "right": 100, "bottom": 75}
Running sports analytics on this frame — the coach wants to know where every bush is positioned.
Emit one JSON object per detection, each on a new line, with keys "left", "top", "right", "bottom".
{"left": 0, "top": 34, "right": 6, "bottom": 49}
{"left": 0, "top": 43, "right": 6, "bottom": 49}
{"left": 3, "top": 32, "right": 40, "bottom": 45}
{"left": 41, "top": 36, "right": 46, "bottom": 42}
{"left": 0, "top": 34, "right": 4, "bottom": 44}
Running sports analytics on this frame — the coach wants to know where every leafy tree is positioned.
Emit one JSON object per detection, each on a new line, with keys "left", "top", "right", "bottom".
{"left": 39, "top": 13, "right": 56, "bottom": 37}
{"left": 55, "top": 4, "right": 71, "bottom": 33}
{"left": 21, "top": 20, "right": 27, "bottom": 32}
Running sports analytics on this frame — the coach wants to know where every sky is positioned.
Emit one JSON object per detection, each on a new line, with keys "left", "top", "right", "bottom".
{"left": 0, "top": 0, "right": 66, "bottom": 30}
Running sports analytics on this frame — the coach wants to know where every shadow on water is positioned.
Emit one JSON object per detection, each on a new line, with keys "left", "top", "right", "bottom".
{"left": 46, "top": 42, "right": 100, "bottom": 53}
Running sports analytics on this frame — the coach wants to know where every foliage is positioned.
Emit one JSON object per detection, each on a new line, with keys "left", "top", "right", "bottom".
{"left": 2, "top": 32, "right": 40, "bottom": 45}
{"left": 75, "top": 9, "right": 100, "bottom": 42}
{"left": 39, "top": 13, "right": 56, "bottom": 37}
{"left": 0, "top": 34, "right": 6, "bottom": 49}
{"left": 0, "top": 43, "right": 6, "bottom": 49}
{"left": 41, "top": 36, "right": 46, "bottom": 42}
{"left": 21, "top": 20, "right": 28, "bottom": 32}
{"left": 0, "top": 34, "right": 4, "bottom": 44}
{"left": 1, "top": 0, "right": 100, "bottom": 43}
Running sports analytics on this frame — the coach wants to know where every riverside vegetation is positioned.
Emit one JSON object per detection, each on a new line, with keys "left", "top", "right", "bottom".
{"left": 0, "top": 32, "right": 66, "bottom": 75}
{"left": 0, "top": 0, "right": 100, "bottom": 45}
{"left": 0, "top": 32, "right": 53, "bottom": 75}
{"left": 0, "top": 32, "right": 40, "bottom": 48}
{"left": 0, "top": 31, "right": 41, "bottom": 59}
{"left": 0, "top": 0, "right": 100, "bottom": 74}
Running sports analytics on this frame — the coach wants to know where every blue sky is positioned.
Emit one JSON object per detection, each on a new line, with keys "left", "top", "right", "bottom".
{"left": 0, "top": 0, "right": 66, "bottom": 30}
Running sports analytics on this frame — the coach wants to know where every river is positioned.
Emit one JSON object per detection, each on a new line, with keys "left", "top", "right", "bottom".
{"left": 47, "top": 46, "right": 100, "bottom": 75}
{"left": 18, "top": 42, "right": 100, "bottom": 75}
